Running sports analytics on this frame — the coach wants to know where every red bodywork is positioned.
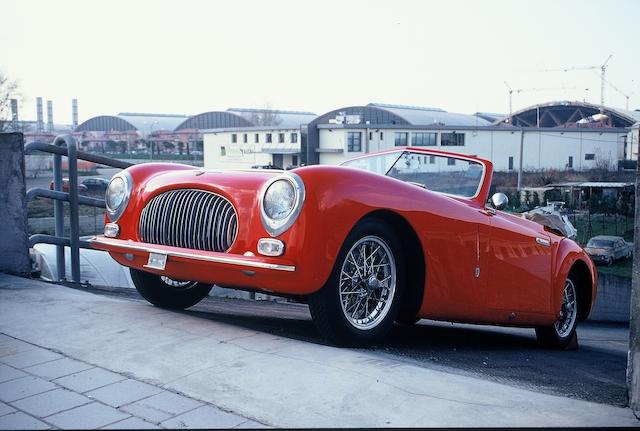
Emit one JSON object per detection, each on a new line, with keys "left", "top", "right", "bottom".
{"left": 91, "top": 147, "right": 597, "bottom": 327}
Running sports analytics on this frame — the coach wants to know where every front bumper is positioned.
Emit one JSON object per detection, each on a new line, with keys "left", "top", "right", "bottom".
{"left": 588, "top": 254, "right": 610, "bottom": 263}
{"left": 91, "top": 236, "right": 295, "bottom": 272}
{"left": 90, "top": 236, "right": 305, "bottom": 293}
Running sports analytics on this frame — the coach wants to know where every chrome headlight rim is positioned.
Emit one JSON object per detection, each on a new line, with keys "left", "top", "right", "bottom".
{"left": 105, "top": 171, "right": 133, "bottom": 222}
{"left": 259, "top": 173, "right": 305, "bottom": 237}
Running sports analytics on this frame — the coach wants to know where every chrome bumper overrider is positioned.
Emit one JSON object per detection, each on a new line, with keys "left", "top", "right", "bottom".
{"left": 90, "top": 236, "right": 296, "bottom": 272}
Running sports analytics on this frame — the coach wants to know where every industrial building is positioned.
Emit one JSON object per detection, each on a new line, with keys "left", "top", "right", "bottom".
{"left": 202, "top": 101, "right": 639, "bottom": 172}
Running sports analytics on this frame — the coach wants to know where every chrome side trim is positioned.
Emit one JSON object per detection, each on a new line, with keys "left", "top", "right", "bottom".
{"left": 536, "top": 237, "right": 551, "bottom": 247}
{"left": 91, "top": 237, "right": 296, "bottom": 272}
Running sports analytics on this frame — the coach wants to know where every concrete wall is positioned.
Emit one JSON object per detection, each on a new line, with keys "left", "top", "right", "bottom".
{"left": 589, "top": 272, "right": 632, "bottom": 322}
{"left": 0, "top": 133, "right": 31, "bottom": 276}
{"left": 318, "top": 127, "right": 625, "bottom": 171}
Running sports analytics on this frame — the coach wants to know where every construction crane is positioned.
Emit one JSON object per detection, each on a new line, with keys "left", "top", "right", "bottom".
{"left": 503, "top": 81, "right": 576, "bottom": 117}
{"left": 598, "top": 72, "right": 634, "bottom": 110}
{"left": 541, "top": 54, "right": 613, "bottom": 113}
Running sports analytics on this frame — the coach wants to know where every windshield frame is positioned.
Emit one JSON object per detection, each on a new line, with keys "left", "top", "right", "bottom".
{"left": 341, "top": 148, "right": 488, "bottom": 200}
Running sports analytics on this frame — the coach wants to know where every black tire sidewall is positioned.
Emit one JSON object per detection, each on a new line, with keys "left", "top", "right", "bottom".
{"left": 536, "top": 273, "right": 579, "bottom": 349}
{"left": 309, "top": 218, "right": 406, "bottom": 346}
{"left": 130, "top": 268, "right": 213, "bottom": 310}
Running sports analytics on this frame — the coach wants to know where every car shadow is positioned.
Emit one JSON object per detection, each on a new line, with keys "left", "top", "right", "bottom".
{"left": 181, "top": 297, "right": 628, "bottom": 407}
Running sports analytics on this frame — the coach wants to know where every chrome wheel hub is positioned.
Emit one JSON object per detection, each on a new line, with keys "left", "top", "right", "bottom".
{"left": 339, "top": 236, "right": 396, "bottom": 330}
{"left": 554, "top": 278, "right": 577, "bottom": 338}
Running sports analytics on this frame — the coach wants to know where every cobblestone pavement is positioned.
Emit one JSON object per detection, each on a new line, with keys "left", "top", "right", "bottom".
{"left": 0, "top": 334, "right": 266, "bottom": 429}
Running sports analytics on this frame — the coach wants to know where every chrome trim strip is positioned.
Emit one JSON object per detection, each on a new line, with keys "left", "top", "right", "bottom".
{"left": 91, "top": 237, "right": 296, "bottom": 272}
{"left": 536, "top": 237, "right": 551, "bottom": 247}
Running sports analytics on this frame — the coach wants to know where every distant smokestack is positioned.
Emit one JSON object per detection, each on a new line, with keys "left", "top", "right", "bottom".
{"left": 46, "top": 100, "right": 53, "bottom": 133}
{"left": 72, "top": 99, "right": 78, "bottom": 130}
{"left": 36, "top": 97, "right": 44, "bottom": 132}
{"left": 10, "top": 99, "right": 18, "bottom": 122}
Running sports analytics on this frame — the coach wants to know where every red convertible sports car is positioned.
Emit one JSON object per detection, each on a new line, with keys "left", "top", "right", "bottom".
{"left": 91, "top": 147, "right": 597, "bottom": 348}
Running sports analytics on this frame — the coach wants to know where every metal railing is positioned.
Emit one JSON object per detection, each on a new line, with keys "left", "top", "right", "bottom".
{"left": 25, "top": 135, "right": 133, "bottom": 283}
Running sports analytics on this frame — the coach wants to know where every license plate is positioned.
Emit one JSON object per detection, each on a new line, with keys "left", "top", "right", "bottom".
{"left": 145, "top": 252, "right": 167, "bottom": 270}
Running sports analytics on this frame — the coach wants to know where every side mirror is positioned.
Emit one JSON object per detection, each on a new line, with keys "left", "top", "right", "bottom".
{"left": 490, "top": 193, "right": 508, "bottom": 210}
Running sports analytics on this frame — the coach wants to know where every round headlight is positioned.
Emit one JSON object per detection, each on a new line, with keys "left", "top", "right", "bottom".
{"left": 260, "top": 173, "right": 305, "bottom": 237}
{"left": 263, "top": 179, "right": 296, "bottom": 221}
{"left": 105, "top": 172, "right": 132, "bottom": 222}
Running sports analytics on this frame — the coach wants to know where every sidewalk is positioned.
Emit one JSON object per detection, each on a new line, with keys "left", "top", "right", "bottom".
{"left": 0, "top": 273, "right": 638, "bottom": 428}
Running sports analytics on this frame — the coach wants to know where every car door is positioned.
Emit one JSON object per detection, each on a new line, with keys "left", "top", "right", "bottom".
{"left": 482, "top": 210, "right": 553, "bottom": 315}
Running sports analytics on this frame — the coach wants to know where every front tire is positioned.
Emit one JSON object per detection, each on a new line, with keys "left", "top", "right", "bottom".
{"left": 308, "top": 219, "right": 406, "bottom": 346}
{"left": 130, "top": 269, "right": 213, "bottom": 310}
{"left": 536, "top": 275, "right": 579, "bottom": 349}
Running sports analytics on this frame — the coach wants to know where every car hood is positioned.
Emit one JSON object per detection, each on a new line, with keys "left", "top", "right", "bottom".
{"left": 584, "top": 247, "right": 609, "bottom": 255}
{"left": 140, "top": 168, "right": 281, "bottom": 197}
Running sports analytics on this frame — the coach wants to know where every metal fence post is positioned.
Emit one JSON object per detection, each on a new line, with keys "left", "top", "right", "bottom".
{"left": 62, "top": 135, "right": 81, "bottom": 283}
{"left": 52, "top": 141, "right": 65, "bottom": 281}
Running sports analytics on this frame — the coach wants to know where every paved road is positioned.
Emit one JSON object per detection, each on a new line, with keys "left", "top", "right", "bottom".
{"left": 87, "top": 283, "right": 629, "bottom": 407}
{"left": 0, "top": 274, "right": 636, "bottom": 427}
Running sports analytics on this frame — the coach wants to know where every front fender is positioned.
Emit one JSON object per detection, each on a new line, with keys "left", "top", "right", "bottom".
{"left": 553, "top": 238, "right": 597, "bottom": 320}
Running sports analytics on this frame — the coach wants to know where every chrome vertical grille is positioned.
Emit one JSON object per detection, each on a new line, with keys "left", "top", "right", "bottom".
{"left": 139, "top": 189, "right": 238, "bottom": 252}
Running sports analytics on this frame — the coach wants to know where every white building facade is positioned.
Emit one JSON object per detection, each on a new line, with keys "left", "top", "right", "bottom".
{"left": 316, "top": 125, "right": 627, "bottom": 171}
{"left": 204, "top": 127, "right": 302, "bottom": 170}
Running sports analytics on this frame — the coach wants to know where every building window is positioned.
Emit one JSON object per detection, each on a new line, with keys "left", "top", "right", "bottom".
{"left": 243, "top": 133, "right": 248, "bottom": 143}
{"left": 220, "top": 146, "right": 226, "bottom": 156}
{"left": 441, "top": 132, "right": 464, "bottom": 146}
{"left": 255, "top": 133, "right": 260, "bottom": 143}
{"left": 292, "top": 155, "right": 298, "bottom": 166}
{"left": 380, "top": 131, "right": 384, "bottom": 140}
{"left": 231, "top": 134, "right": 237, "bottom": 143}
{"left": 508, "top": 156, "right": 514, "bottom": 170}
{"left": 567, "top": 156, "right": 573, "bottom": 169}
{"left": 429, "top": 155, "right": 436, "bottom": 164}
{"left": 394, "top": 132, "right": 408, "bottom": 146}
{"left": 291, "top": 133, "right": 298, "bottom": 143}
{"left": 266, "top": 133, "right": 272, "bottom": 143}
{"left": 585, "top": 153, "right": 595, "bottom": 160}
{"left": 411, "top": 132, "right": 437, "bottom": 146}
{"left": 278, "top": 133, "right": 285, "bottom": 143}
{"left": 368, "top": 131, "right": 373, "bottom": 140}
{"left": 347, "top": 132, "right": 362, "bottom": 152}
{"left": 447, "top": 158, "right": 456, "bottom": 166}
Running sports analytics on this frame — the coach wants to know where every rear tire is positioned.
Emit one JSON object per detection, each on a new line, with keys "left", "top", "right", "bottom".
{"left": 536, "top": 274, "right": 579, "bottom": 350}
{"left": 130, "top": 268, "right": 212, "bottom": 310}
{"left": 308, "top": 219, "right": 406, "bottom": 346}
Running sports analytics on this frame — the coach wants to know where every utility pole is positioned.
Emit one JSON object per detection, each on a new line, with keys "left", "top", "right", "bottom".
{"left": 517, "top": 128, "right": 525, "bottom": 191}
{"left": 628, "top": 153, "right": 640, "bottom": 419}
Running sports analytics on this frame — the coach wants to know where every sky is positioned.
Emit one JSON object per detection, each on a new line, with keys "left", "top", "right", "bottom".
{"left": 2, "top": 0, "right": 639, "bottom": 125}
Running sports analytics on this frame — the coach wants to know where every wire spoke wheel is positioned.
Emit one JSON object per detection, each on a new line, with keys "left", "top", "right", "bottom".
{"left": 339, "top": 236, "right": 396, "bottom": 330}
{"left": 160, "top": 276, "right": 197, "bottom": 290}
{"left": 554, "top": 278, "right": 577, "bottom": 338}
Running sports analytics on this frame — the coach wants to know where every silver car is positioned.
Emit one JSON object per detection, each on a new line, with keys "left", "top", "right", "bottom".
{"left": 584, "top": 235, "right": 632, "bottom": 265}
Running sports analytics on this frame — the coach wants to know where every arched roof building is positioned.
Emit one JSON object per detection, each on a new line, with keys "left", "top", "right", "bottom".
{"left": 304, "top": 103, "right": 491, "bottom": 164}
{"left": 495, "top": 101, "right": 640, "bottom": 128}
{"left": 75, "top": 113, "right": 189, "bottom": 133}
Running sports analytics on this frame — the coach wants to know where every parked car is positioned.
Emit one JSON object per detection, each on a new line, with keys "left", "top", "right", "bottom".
{"left": 250, "top": 164, "right": 281, "bottom": 170}
{"left": 82, "top": 177, "right": 110, "bottom": 195}
{"left": 49, "top": 179, "right": 88, "bottom": 194}
{"left": 91, "top": 147, "right": 597, "bottom": 349}
{"left": 584, "top": 235, "right": 632, "bottom": 265}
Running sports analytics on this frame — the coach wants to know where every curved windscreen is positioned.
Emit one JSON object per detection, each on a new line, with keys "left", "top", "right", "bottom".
{"left": 342, "top": 150, "right": 485, "bottom": 198}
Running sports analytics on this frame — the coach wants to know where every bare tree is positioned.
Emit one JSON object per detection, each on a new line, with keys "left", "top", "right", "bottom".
{"left": 0, "top": 71, "right": 20, "bottom": 133}
{"left": 246, "top": 102, "right": 283, "bottom": 127}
